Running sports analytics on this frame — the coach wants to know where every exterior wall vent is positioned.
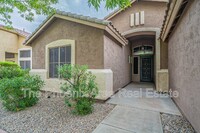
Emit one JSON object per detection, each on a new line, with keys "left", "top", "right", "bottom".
{"left": 130, "top": 11, "right": 145, "bottom": 27}
{"left": 140, "top": 11, "right": 145, "bottom": 25}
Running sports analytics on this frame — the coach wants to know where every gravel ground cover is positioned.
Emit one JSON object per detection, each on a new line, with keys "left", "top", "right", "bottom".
{"left": 161, "top": 113, "right": 195, "bottom": 133}
{"left": 0, "top": 97, "right": 115, "bottom": 133}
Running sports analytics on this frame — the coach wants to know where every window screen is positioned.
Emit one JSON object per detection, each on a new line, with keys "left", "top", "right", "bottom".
{"left": 20, "top": 61, "right": 31, "bottom": 69}
{"left": 49, "top": 46, "right": 71, "bottom": 78}
{"left": 20, "top": 50, "right": 31, "bottom": 58}
{"left": 5, "top": 52, "right": 15, "bottom": 58}
{"left": 134, "top": 57, "right": 139, "bottom": 74}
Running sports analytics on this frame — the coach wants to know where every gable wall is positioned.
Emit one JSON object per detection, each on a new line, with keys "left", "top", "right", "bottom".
{"left": 108, "top": 1, "right": 167, "bottom": 33}
{"left": 31, "top": 18, "right": 104, "bottom": 69}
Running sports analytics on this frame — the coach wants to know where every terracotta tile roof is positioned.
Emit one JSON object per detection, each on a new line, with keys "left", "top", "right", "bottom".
{"left": 56, "top": 10, "right": 110, "bottom": 25}
{"left": 0, "top": 24, "right": 30, "bottom": 37}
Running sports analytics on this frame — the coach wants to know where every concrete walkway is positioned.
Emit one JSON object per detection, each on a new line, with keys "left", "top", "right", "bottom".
{"left": 93, "top": 83, "right": 181, "bottom": 133}
{"left": 0, "top": 129, "right": 7, "bottom": 133}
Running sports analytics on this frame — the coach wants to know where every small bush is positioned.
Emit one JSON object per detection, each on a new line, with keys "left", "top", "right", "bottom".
{"left": 0, "top": 62, "right": 19, "bottom": 67}
{"left": 0, "top": 62, "right": 44, "bottom": 111}
{"left": 59, "top": 64, "right": 98, "bottom": 115}
{"left": 74, "top": 97, "right": 94, "bottom": 115}
{"left": 0, "top": 75, "right": 44, "bottom": 111}
{"left": 0, "top": 62, "right": 28, "bottom": 79}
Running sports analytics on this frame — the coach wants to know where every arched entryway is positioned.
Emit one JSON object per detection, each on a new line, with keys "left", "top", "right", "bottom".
{"left": 122, "top": 28, "right": 161, "bottom": 84}
{"left": 129, "top": 35, "right": 155, "bottom": 82}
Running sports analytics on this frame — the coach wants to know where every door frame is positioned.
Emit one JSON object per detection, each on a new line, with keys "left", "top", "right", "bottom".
{"left": 140, "top": 55, "right": 153, "bottom": 82}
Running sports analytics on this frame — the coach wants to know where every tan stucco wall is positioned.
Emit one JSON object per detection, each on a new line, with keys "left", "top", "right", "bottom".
{"left": 0, "top": 29, "right": 28, "bottom": 63}
{"left": 104, "top": 34, "right": 131, "bottom": 92}
{"left": 109, "top": 1, "right": 167, "bottom": 33}
{"left": 168, "top": 1, "right": 200, "bottom": 132}
{"left": 160, "top": 41, "right": 168, "bottom": 69}
{"left": 30, "top": 69, "right": 114, "bottom": 100}
{"left": 157, "top": 69, "right": 168, "bottom": 92}
{"left": 31, "top": 18, "right": 104, "bottom": 69}
{"left": 0, "top": 30, "right": 18, "bottom": 62}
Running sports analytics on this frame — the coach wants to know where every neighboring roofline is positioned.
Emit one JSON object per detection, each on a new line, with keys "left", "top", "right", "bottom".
{"left": 24, "top": 11, "right": 128, "bottom": 46}
{"left": 105, "top": 0, "right": 169, "bottom": 20}
{"left": 0, "top": 26, "right": 29, "bottom": 38}
{"left": 160, "top": 0, "right": 191, "bottom": 41}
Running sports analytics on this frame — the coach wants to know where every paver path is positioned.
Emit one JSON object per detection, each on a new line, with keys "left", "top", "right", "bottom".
{"left": 93, "top": 83, "right": 181, "bottom": 133}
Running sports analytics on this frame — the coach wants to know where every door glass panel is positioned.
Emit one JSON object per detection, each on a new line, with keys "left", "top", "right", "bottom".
{"left": 141, "top": 57, "right": 152, "bottom": 82}
{"left": 134, "top": 57, "right": 138, "bottom": 74}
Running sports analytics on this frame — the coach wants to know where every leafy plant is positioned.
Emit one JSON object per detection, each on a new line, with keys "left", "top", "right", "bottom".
{"left": 0, "top": 75, "right": 44, "bottom": 112}
{"left": 0, "top": 62, "right": 19, "bottom": 67}
{"left": 75, "top": 97, "right": 94, "bottom": 115}
{"left": 58, "top": 64, "right": 98, "bottom": 115}
{"left": 0, "top": 62, "right": 28, "bottom": 79}
{"left": 0, "top": 62, "right": 44, "bottom": 111}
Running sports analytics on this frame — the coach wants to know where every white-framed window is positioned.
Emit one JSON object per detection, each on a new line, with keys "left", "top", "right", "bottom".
{"left": 18, "top": 48, "right": 32, "bottom": 70}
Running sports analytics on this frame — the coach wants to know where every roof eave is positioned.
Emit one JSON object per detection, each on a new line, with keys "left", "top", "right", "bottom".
{"left": 0, "top": 27, "right": 27, "bottom": 38}
{"left": 160, "top": 0, "right": 191, "bottom": 41}
{"left": 25, "top": 12, "right": 127, "bottom": 46}
{"left": 106, "top": 24, "right": 128, "bottom": 46}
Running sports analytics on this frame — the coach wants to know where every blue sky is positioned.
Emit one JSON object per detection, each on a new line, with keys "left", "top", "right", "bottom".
{"left": 2, "top": 0, "right": 115, "bottom": 33}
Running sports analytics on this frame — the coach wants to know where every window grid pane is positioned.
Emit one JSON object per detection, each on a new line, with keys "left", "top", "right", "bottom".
{"left": 20, "top": 61, "right": 31, "bottom": 69}
{"left": 49, "top": 46, "right": 71, "bottom": 78}
{"left": 20, "top": 50, "right": 31, "bottom": 58}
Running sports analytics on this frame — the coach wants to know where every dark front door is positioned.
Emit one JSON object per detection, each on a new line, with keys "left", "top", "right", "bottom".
{"left": 141, "top": 56, "right": 153, "bottom": 82}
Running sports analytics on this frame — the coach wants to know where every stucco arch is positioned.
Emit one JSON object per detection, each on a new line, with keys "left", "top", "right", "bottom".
{"left": 122, "top": 27, "right": 160, "bottom": 39}
{"left": 124, "top": 27, "right": 161, "bottom": 90}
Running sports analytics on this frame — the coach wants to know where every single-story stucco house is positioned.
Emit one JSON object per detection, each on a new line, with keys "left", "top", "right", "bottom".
{"left": 25, "top": 0, "right": 169, "bottom": 100}
{"left": 23, "top": 0, "right": 200, "bottom": 132}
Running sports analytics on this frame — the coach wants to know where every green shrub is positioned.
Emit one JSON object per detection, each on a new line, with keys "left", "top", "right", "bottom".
{"left": 0, "top": 62, "right": 44, "bottom": 111}
{"left": 59, "top": 64, "right": 98, "bottom": 115}
{"left": 0, "top": 62, "right": 19, "bottom": 67}
{"left": 0, "top": 75, "right": 44, "bottom": 111}
{"left": 75, "top": 97, "right": 94, "bottom": 115}
{"left": 0, "top": 62, "right": 28, "bottom": 79}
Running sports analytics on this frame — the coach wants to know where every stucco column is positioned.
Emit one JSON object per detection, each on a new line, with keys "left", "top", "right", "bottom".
{"left": 155, "top": 31, "right": 161, "bottom": 90}
{"left": 156, "top": 39, "right": 161, "bottom": 71}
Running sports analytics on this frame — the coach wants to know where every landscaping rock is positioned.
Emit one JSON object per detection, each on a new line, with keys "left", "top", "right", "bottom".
{"left": 0, "top": 97, "right": 114, "bottom": 133}
{"left": 160, "top": 113, "right": 195, "bottom": 133}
